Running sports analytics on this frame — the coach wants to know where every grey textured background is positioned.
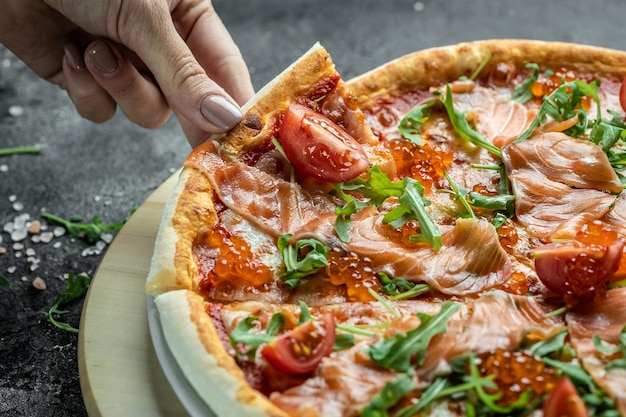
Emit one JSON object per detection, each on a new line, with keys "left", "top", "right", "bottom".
{"left": 1, "top": 0, "right": 626, "bottom": 415}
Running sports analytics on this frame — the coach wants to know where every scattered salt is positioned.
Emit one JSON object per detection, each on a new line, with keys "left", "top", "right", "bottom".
{"left": 101, "top": 233, "right": 113, "bottom": 244}
{"left": 12, "top": 201, "right": 24, "bottom": 211}
{"left": 27, "top": 220, "right": 41, "bottom": 235}
{"left": 39, "top": 232, "right": 54, "bottom": 243}
{"left": 32, "top": 277, "right": 46, "bottom": 290}
{"left": 11, "top": 228, "right": 28, "bottom": 242}
{"left": 0, "top": 164, "right": 8, "bottom": 172}
{"left": 8, "top": 105, "right": 24, "bottom": 117}
{"left": 52, "top": 242, "right": 62, "bottom": 249}
{"left": 30, "top": 264, "right": 39, "bottom": 272}
{"left": 25, "top": 248, "right": 36, "bottom": 257}
{"left": 31, "top": 235, "right": 41, "bottom": 243}
{"left": 7, "top": 266, "right": 16, "bottom": 274}
{"left": 12, "top": 243, "right": 24, "bottom": 251}
{"left": 52, "top": 227, "right": 65, "bottom": 237}
{"left": 8, "top": 195, "right": 16, "bottom": 202}
{"left": 20, "top": 276, "right": 27, "bottom": 282}
{"left": 14, "top": 252, "right": 22, "bottom": 258}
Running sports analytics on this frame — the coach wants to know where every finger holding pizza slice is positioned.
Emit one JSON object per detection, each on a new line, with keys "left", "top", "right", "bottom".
{"left": 146, "top": 40, "right": 626, "bottom": 416}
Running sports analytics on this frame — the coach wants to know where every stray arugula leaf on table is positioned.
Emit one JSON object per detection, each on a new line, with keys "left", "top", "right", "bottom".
{"left": 0, "top": 273, "right": 10, "bottom": 288}
{"left": 41, "top": 208, "right": 135, "bottom": 243}
{"left": 44, "top": 272, "right": 90, "bottom": 332}
{"left": 0, "top": 145, "right": 42, "bottom": 157}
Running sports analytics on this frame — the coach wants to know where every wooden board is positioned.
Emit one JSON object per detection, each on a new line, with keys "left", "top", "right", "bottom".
{"left": 78, "top": 171, "right": 189, "bottom": 417}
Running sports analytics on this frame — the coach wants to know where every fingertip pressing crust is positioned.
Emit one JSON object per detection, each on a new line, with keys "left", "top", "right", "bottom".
{"left": 155, "top": 290, "right": 290, "bottom": 417}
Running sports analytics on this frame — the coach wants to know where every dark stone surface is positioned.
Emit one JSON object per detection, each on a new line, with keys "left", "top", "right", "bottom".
{"left": 1, "top": 0, "right": 626, "bottom": 415}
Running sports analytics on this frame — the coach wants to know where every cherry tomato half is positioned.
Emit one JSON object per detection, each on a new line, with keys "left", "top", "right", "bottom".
{"left": 543, "top": 377, "right": 590, "bottom": 417}
{"left": 277, "top": 103, "right": 369, "bottom": 183}
{"left": 261, "top": 313, "right": 336, "bottom": 375}
{"left": 533, "top": 221, "right": 624, "bottom": 305}
{"left": 619, "top": 76, "right": 626, "bottom": 113}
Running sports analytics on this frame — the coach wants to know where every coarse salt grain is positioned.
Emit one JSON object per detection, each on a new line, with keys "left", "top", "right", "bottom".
{"left": 0, "top": 164, "right": 8, "bottom": 172}
{"left": 32, "top": 277, "right": 46, "bottom": 290}
{"left": 11, "top": 228, "right": 28, "bottom": 242}
{"left": 52, "top": 242, "right": 62, "bottom": 249}
{"left": 30, "top": 264, "right": 39, "bottom": 272}
{"left": 52, "top": 227, "right": 65, "bottom": 237}
{"left": 8, "top": 195, "right": 16, "bottom": 202}
{"left": 12, "top": 243, "right": 24, "bottom": 251}
{"left": 39, "top": 232, "right": 54, "bottom": 243}
{"left": 7, "top": 266, "right": 16, "bottom": 273}
{"left": 31, "top": 235, "right": 41, "bottom": 243}
{"left": 25, "top": 248, "right": 36, "bottom": 257}
{"left": 12, "top": 202, "right": 24, "bottom": 211}
{"left": 27, "top": 220, "right": 41, "bottom": 235}
{"left": 8, "top": 105, "right": 24, "bottom": 117}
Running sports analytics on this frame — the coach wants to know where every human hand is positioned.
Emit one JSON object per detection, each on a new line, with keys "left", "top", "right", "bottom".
{"left": 0, "top": 0, "right": 255, "bottom": 147}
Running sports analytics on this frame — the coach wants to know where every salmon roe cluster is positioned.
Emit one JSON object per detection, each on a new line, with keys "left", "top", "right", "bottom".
{"left": 197, "top": 226, "right": 272, "bottom": 290}
{"left": 476, "top": 349, "right": 558, "bottom": 407}
{"left": 390, "top": 141, "right": 452, "bottom": 191}
{"left": 325, "top": 247, "right": 379, "bottom": 302}
{"left": 531, "top": 68, "right": 593, "bottom": 110}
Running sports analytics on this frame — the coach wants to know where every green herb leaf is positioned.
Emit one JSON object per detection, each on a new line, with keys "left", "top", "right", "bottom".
{"left": 511, "top": 62, "right": 540, "bottom": 104}
{"left": 334, "top": 333, "right": 355, "bottom": 351}
{"left": 468, "top": 192, "right": 515, "bottom": 216}
{"left": 343, "top": 166, "right": 406, "bottom": 206}
{"left": 383, "top": 177, "right": 442, "bottom": 251}
{"left": 361, "top": 373, "right": 417, "bottom": 417}
{"left": 593, "top": 325, "right": 626, "bottom": 371}
{"left": 334, "top": 197, "right": 358, "bottom": 243}
{"left": 440, "top": 84, "right": 502, "bottom": 157}
{"left": 44, "top": 272, "right": 91, "bottom": 332}
{"left": 0, "top": 273, "right": 9, "bottom": 288}
{"left": 0, "top": 145, "right": 42, "bottom": 156}
{"left": 229, "top": 312, "right": 285, "bottom": 360}
{"left": 527, "top": 328, "right": 568, "bottom": 358}
{"left": 516, "top": 79, "right": 600, "bottom": 143}
{"left": 367, "top": 301, "right": 460, "bottom": 372}
{"left": 297, "top": 301, "right": 311, "bottom": 325}
{"left": 278, "top": 234, "right": 329, "bottom": 288}
{"left": 438, "top": 172, "right": 476, "bottom": 219}
{"left": 492, "top": 213, "right": 508, "bottom": 229}
{"left": 398, "top": 100, "right": 437, "bottom": 145}
{"left": 41, "top": 210, "right": 133, "bottom": 243}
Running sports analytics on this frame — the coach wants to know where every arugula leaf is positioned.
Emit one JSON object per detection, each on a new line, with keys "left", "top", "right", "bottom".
{"left": 41, "top": 210, "right": 133, "bottom": 243}
{"left": 361, "top": 373, "right": 417, "bottom": 417}
{"left": 398, "top": 100, "right": 438, "bottom": 145}
{"left": 593, "top": 325, "right": 626, "bottom": 371}
{"left": 333, "top": 333, "right": 355, "bottom": 351}
{"left": 468, "top": 192, "right": 515, "bottom": 216}
{"left": 438, "top": 172, "right": 476, "bottom": 219}
{"left": 44, "top": 272, "right": 90, "bottom": 332}
{"left": 278, "top": 234, "right": 329, "bottom": 288}
{"left": 335, "top": 167, "right": 441, "bottom": 250}
{"left": 516, "top": 79, "right": 600, "bottom": 143}
{"left": 492, "top": 212, "right": 508, "bottom": 229}
{"left": 440, "top": 84, "right": 502, "bottom": 157}
{"left": 469, "top": 53, "right": 494, "bottom": 81}
{"left": 297, "top": 300, "right": 311, "bottom": 325}
{"left": 383, "top": 177, "right": 442, "bottom": 251}
{"left": 378, "top": 272, "right": 431, "bottom": 301}
{"left": 527, "top": 328, "right": 568, "bottom": 358}
{"left": 367, "top": 301, "right": 460, "bottom": 372}
{"left": 511, "top": 62, "right": 540, "bottom": 104}
{"left": 0, "top": 145, "right": 42, "bottom": 156}
{"left": 229, "top": 312, "right": 285, "bottom": 360}
{"left": 0, "top": 273, "right": 9, "bottom": 288}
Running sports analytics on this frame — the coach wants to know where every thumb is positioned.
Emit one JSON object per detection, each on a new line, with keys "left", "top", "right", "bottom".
{"left": 120, "top": 3, "right": 244, "bottom": 134}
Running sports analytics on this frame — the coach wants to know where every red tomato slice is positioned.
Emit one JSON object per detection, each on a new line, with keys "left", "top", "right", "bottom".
{"left": 543, "top": 377, "right": 589, "bottom": 417}
{"left": 619, "top": 76, "right": 626, "bottom": 113}
{"left": 277, "top": 103, "right": 369, "bottom": 183}
{"left": 261, "top": 313, "right": 336, "bottom": 375}
{"left": 533, "top": 221, "right": 624, "bottom": 305}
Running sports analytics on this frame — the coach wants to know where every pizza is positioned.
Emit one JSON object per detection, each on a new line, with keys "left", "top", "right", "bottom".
{"left": 145, "top": 40, "right": 626, "bottom": 417}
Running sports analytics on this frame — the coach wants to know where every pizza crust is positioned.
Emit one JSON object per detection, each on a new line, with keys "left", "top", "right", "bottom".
{"left": 348, "top": 39, "right": 626, "bottom": 104}
{"left": 155, "top": 289, "right": 290, "bottom": 417}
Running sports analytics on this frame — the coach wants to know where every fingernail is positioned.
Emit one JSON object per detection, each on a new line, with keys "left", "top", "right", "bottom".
{"left": 64, "top": 43, "right": 85, "bottom": 71}
{"left": 87, "top": 41, "right": 119, "bottom": 74}
{"left": 200, "top": 95, "right": 243, "bottom": 130}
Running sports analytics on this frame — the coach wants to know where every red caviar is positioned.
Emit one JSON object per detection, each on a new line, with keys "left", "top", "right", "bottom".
{"left": 325, "top": 247, "right": 378, "bottom": 302}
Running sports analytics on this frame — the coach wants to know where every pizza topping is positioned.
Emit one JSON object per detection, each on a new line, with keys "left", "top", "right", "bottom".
{"left": 261, "top": 313, "right": 336, "bottom": 375}
{"left": 533, "top": 221, "right": 624, "bottom": 305}
{"left": 277, "top": 103, "right": 369, "bottom": 183}
{"left": 277, "top": 233, "right": 329, "bottom": 288}
{"left": 542, "top": 377, "right": 590, "bottom": 417}
{"left": 366, "top": 301, "right": 460, "bottom": 372}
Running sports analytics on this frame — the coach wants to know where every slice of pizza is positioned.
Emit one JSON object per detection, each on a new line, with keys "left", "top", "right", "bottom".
{"left": 147, "top": 41, "right": 626, "bottom": 416}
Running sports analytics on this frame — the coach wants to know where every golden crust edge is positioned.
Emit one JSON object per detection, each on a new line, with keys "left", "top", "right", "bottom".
{"left": 155, "top": 290, "right": 290, "bottom": 417}
{"left": 348, "top": 39, "right": 626, "bottom": 103}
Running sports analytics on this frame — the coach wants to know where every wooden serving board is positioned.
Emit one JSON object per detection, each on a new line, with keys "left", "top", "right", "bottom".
{"left": 78, "top": 171, "right": 189, "bottom": 416}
